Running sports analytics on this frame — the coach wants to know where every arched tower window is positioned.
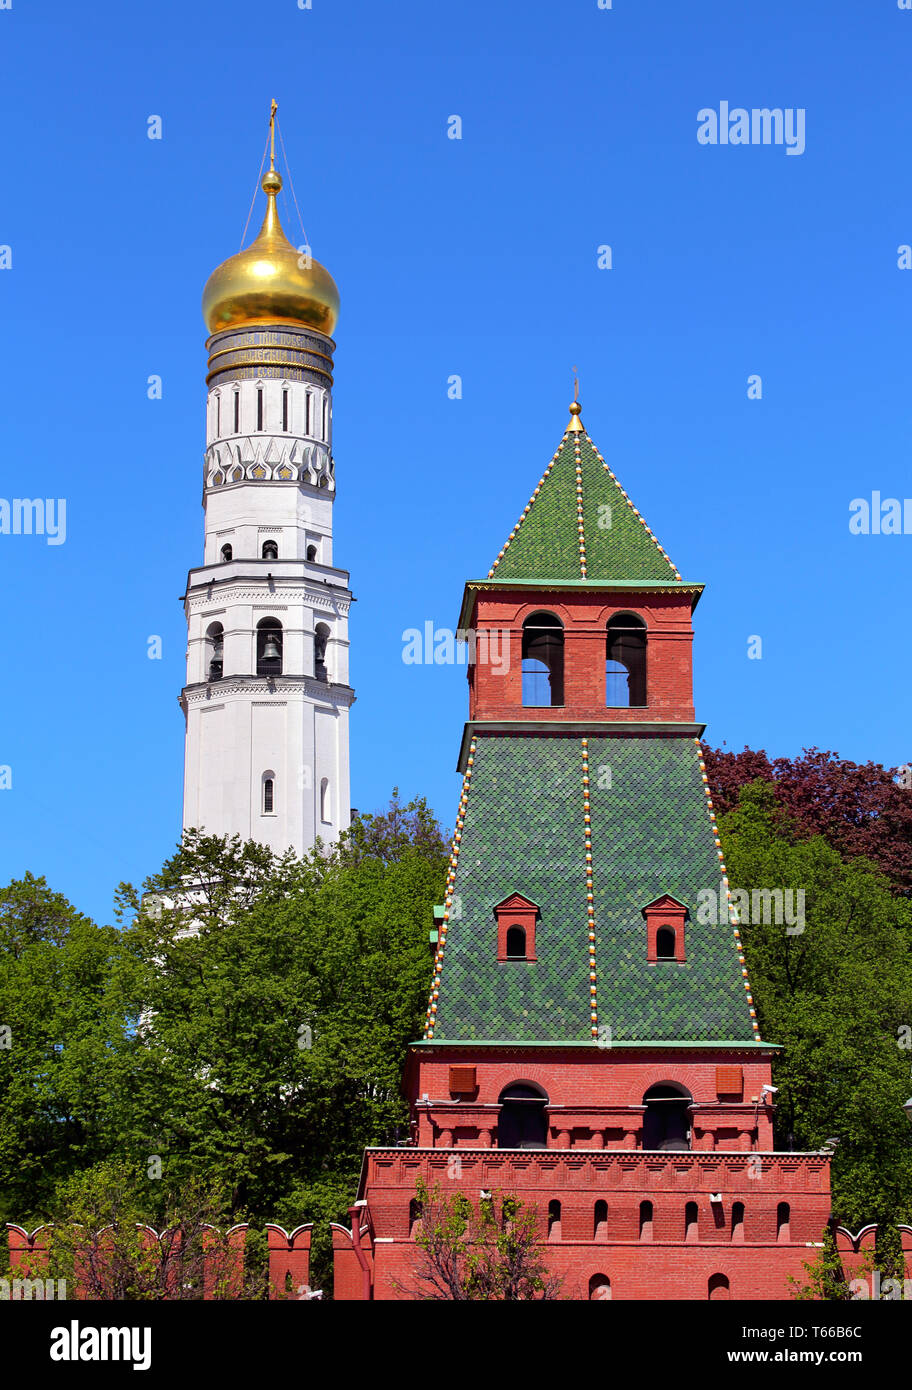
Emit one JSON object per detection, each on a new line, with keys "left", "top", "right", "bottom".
{"left": 606, "top": 613, "right": 647, "bottom": 707}
{"left": 233, "top": 390, "right": 240, "bottom": 434}
{"left": 642, "top": 1082, "right": 692, "bottom": 1151}
{"left": 505, "top": 925, "right": 527, "bottom": 959}
{"left": 547, "top": 1199, "right": 561, "bottom": 1240}
{"left": 777, "top": 1202, "right": 790, "bottom": 1243}
{"left": 262, "top": 539, "right": 279, "bottom": 560}
{"left": 282, "top": 388, "right": 289, "bottom": 432}
{"left": 220, "top": 543, "right": 233, "bottom": 563}
{"left": 305, "top": 392, "right": 312, "bottom": 436}
{"left": 214, "top": 393, "right": 221, "bottom": 436}
{"left": 639, "top": 1200, "right": 654, "bottom": 1242}
{"left": 594, "top": 1200, "right": 608, "bottom": 1240}
{"left": 306, "top": 544, "right": 318, "bottom": 562}
{"left": 256, "top": 618, "right": 283, "bottom": 676}
{"left": 521, "top": 612, "right": 564, "bottom": 707}
{"left": 320, "top": 777, "right": 331, "bottom": 823}
{"left": 205, "top": 622, "right": 224, "bottom": 682}
{"left": 589, "top": 1274, "right": 611, "bottom": 1301}
{"left": 314, "top": 623, "right": 330, "bottom": 682}
{"left": 497, "top": 1082, "right": 548, "bottom": 1151}
{"left": 256, "top": 385, "right": 264, "bottom": 431}
{"left": 708, "top": 1273, "right": 730, "bottom": 1300}
{"left": 685, "top": 1201, "right": 699, "bottom": 1242}
{"left": 409, "top": 1198, "right": 422, "bottom": 1237}
{"left": 262, "top": 772, "right": 275, "bottom": 815}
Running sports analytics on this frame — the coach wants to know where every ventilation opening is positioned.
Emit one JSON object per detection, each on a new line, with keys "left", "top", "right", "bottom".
{"left": 655, "top": 926, "right": 676, "bottom": 959}
{"left": 505, "top": 925, "right": 526, "bottom": 959}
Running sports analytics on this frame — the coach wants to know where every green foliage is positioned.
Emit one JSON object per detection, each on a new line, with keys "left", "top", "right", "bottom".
{"left": 0, "top": 794, "right": 447, "bottom": 1296}
{"left": 41, "top": 1159, "right": 268, "bottom": 1300}
{"left": 719, "top": 781, "right": 912, "bottom": 1229}
{"left": 0, "top": 873, "right": 127, "bottom": 1224}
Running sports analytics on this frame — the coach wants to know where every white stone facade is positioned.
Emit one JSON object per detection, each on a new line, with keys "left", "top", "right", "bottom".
{"left": 180, "top": 331, "right": 353, "bottom": 856}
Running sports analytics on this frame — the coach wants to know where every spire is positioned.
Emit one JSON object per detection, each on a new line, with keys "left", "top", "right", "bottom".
{"left": 567, "top": 367, "right": 584, "bottom": 433}
{"left": 486, "top": 419, "right": 682, "bottom": 583}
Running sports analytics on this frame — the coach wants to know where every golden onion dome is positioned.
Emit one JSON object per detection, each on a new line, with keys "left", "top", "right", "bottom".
{"left": 202, "top": 166, "right": 339, "bottom": 337}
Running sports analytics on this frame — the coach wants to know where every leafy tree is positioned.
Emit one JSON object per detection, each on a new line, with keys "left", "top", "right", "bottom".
{"left": 718, "top": 782, "right": 912, "bottom": 1229}
{"left": 107, "top": 793, "right": 448, "bottom": 1293}
{"left": 0, "top": 874, "right": 126, "bottom": 1224}
{"left": 705, "top": 745, "right": 912, "bottom": 892}
{"left": 401, "top": 1179, "right": 562, "bottom": 1300}
{"left": 40, "top": 1159, "right": 269, "bottom": 1300}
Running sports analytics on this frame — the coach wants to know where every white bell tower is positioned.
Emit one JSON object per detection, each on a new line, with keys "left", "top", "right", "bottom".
{"left": 180, "top": 109, "right": 353, "bottom": 855}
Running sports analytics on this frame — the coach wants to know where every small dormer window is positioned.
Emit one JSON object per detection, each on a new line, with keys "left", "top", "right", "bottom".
{"left": 643, "top": 895, "right": 688, "bottom": 964}
{"left": 494, "top": 893, "right": 539, "bottom": 962}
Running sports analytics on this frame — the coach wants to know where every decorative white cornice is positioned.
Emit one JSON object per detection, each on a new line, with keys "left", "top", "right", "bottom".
{"left": 186, "top": 586, "right": 350, "bottom": 615}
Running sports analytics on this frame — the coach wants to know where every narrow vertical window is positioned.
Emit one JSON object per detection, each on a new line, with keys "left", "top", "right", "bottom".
{"left": 639, "top": 1200, "right": 654, "bottom": 1242}
{"left": 233, "top": 391, "right": 240, "bottom": 434}
{"left": 257, "top": 387, "right": 264, "bottom": 431}
{"left": 215, "top": 394, "right": 220, "bottom": 436}
{"left": 282, "top": 388, "right": 289, "bottom": 432}
{"left": 547, "top": 1200, "right": 561, "bottom": 1240}
{"left": 305, "top": 393, "right": 312, "bottom": 435}
{"left": 731, "top": 1202, "right": 745, "bottom": 1243}
{"left": 320, "top": 777, "right": 331, "bottom": 823}
{"left": 776, "top": 1202, "right": 790, "bottom": 1243}
{"left": 263, "top": 777, "right": 274, "bottom": 814}
{"left": 594, "top": 1200, "right": 608, "bottom": 1240}
{"left": 322, "top": 397, "right": 328, "bottom": 440}
{"left": 685, "top": 1201, "right": 699, "bottom": 1242}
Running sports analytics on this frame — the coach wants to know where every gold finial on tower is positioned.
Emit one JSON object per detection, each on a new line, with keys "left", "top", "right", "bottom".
{"left": 201, "top": 101, "right": 340, "bottom": 336}
{"left": 263, "top": 99, "right": 282, "bottom": 195}
{"left": 568, "top": 365, "right": 584, "bottom": 431}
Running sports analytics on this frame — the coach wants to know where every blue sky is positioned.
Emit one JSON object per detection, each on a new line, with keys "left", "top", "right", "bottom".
{"left": 0, "top": 0, "right": 910, "bottom": 927}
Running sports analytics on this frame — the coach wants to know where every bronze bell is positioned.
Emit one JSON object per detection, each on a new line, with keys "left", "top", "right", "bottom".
{"left": 262, "top": 634, "right": 281, "bottom": 662}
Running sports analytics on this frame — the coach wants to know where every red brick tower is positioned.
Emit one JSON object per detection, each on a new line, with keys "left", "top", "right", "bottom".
{"left": 333, "top": 400, "right": 831, "bottom": 1300}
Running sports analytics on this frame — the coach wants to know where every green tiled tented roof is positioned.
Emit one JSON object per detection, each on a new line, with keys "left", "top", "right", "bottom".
{"left": 488, "top": 427, "right": 680, "bottom": 584}
{"left": 428, "top": 734, "right": 756, "bottom": 1044}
